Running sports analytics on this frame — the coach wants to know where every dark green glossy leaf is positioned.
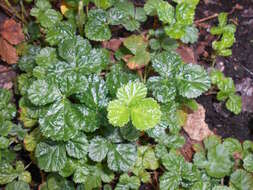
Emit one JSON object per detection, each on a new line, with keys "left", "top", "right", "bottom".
{"left": 230, "top": 169, "right": 253, "bottom": 190}
{"left": 147, "top": 76, "right": 176, "bottom": 103}
{"left": 35, "top": 142, "right": 67, "bottom": 172}
{"left": 5, "top": 180, "right": 30, "bottom": 190}
{"left": 88, "top": 136, "right": 109, "bottom": 162}
{"left": 85, "top": 9, "right": 111, "bottom": 41}
{"left": 39, "top": 100, "right": 85, "bottom": 141}
{"left": 107, "top": 143, "right": 137, "bottom": 172}
{"left": 177, "top": 64, "right": 211, "bottom": 98}
{"left": 66, "top": 133, "right": 89, "bottom": 159}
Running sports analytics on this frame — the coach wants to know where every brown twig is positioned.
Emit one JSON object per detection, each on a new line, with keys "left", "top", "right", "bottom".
{"left": 195, "top": 13, "right": 219, "bottom": 24}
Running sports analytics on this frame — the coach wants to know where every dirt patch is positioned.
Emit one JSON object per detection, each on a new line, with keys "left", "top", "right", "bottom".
{"left": 196, "top": 0, "right": 253, "bottom": 141}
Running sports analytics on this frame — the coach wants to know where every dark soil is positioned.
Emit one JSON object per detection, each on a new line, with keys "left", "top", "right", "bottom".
{"left": 196, "top": 0, "right": 253, "bottom": 141}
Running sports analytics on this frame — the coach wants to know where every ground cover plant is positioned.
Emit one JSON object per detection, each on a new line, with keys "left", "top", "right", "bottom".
{"left": 0, "top": 0, "right": 252, "bottom": 189}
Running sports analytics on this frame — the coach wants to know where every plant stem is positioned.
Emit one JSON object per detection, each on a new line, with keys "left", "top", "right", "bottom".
{"left": 137, "top": 69, "right": 144, "bottom": 82}
{"left": 77, "top": 0, "right": 85, "bottom": 36}
{"left": 3, "top": 0, "right": 27, "bottom": 24}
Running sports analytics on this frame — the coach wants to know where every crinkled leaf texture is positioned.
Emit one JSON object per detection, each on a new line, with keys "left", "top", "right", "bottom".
{"left": 107, "top": 82, "right": 161, "bottom": 130}
{"left": 35, "top": 142, "right": 67, "bottom": 172}
{"left": 85, "top": 9, "right": 111, "bottom": 41}
{"left": 27, "top": 36, "right": 110, "bottom": 141}
{"left": 88, "top": 136, "right": 137, "bottom": 172}
{"left": 151, "top": 51, "right": 210, "bottom": 100}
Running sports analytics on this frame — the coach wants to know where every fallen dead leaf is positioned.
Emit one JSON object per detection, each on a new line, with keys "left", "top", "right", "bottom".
{"left": 236, "top": 78, "right": 253, "bottom": 113}
{"left": 0, "top": 37, "right": 19, "bottom": 64}
{"left": 183, "top": 104, "right": 213, "bottom": 141}
{"left": 122, "top": 54, "right": 146, "bottom": 70}
{"left": 102, "top": 38, "right": 123, "bottom": 52}
{"left": 179, "top": 131, "right": 197, "bottom": 162}
{"left": 0, "top": 65, "right": 16, "bottom": 89}
{"left": 0, "top": 19, "right": 25, "bottom": 45}
{"left": 176, "top": 45, "right": 197, "bottom": 64}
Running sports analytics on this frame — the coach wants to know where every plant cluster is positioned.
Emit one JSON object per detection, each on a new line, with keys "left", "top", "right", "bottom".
{"left": 0, "top": 0, "right": 246, "bottom": 189}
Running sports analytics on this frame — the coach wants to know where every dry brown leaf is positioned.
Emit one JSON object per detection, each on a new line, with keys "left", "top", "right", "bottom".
{"left": 0, "top": 65, "right": 16, "bottom": 89}
{"left": 176, "top": 45, "right": 197, "bottom": 64}
{"left": 183, "top": 104, "right": 213, "bottom": 141}
{"left": 122, "top": 54, "right": 145, "bottom": 70}
{"left": 0, "top": 19, "right": 25, "bottom": 45}
{"left": 0, "top": 37, "right": 18, "bottom": 64}
{"left": 102, "top": 38, "right": 123, "bottom": 52}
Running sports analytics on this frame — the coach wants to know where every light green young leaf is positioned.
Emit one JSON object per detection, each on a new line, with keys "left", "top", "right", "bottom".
{"left": 157, "top": 1, "right": 174, "bottom": 24}
{"left": 107, "top": 100, "right": 130, "bottom": 127}
{"left": 131, "top": 98, "right": 161, "bottom": 130}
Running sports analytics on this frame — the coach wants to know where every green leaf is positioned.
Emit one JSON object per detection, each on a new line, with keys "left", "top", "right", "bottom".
{"left": 226, "top": 94, "right": 242, "bottom": 115}
{"left": 177, "top": 64, "right": 211, "bottom": 98}
{"left": 0, "top": 88, "right": 16, "bottom": 120}
{"left": 181, "top": 26, "right": 199, "bottom": 44}
{"left": 107, "top": 100, "right": 130, "bottom": 127}
{"left": 18, "top": 45, "right": 41, "bottom": 73}
{"left": 131, "top": 98, "right": 162, "bottom": 130}
{"left": 212, "top": 186, "right": 233, "bottom": 190}
{"left": 5, "top": 180, "right": 30, "bottom": 190}
{"left": 138, "top": 146, "right": 159, "bottom": 170}
{"left": 115, "top": 174, "right": 140, "bottom": 190}
{"left": 75, "top": 105, "right": 100, "bottom": 133}
{"left": 144, "top": 0, "right": 160, "bottom": 15}
{"left": 120, "top": 124, "right": 140, "bottom": 141}
{"left": 92, "top": 0, "right": 113, "bottom": 9}
{"left": 39, "top": 100, "right": 85, "bottom": 141}
{"left": 230, "top": 169, "right": 253, "bottom": 190}
{"left": 116, "top": 82, "right": 147, "bottom": 106}
{"left": 24, "top": 128, "right": 42, "bottom": 152}
{"left": 107, "top": 143, "right": 137, "bottom": 172}
{"left": 223, "top": 138, "right": 242, "bottom": 155}
{"left": 147, "top": 76, "right": 176, "bottom": 103}
{"left": 152, "top": 51, "right": 182, "bottom": 78}
{"left": 160, "top": 171, "right": 180, "bottom": 190}
{"left": 65, "top": 133, "right": 89, "bottom": 159}
{"left": 27, "top": 79, "right": 61, "bottom": 106}
{"left": 46, "top": 21, "right": 76, "bottom": 46}
{"left": 0, "top": 163, "right": 18, "bottom": 185}
{"left": 157, "top": 1, "right": 174, "bottom": 24}
{"left": 205, "top": 144, "right": 234, "bottom": 178}
{"left": 123, "top": 35, "right": 148, "bottom": 55}
{"left": 243, "top": 153, "right": 253, "bottom": 172}
{"left": 77, "top": 75, "right": 109, "bottom": 109}
{"left": 106, "top": 64, "right": 138, "bottom": 97}
{"left": 204, "top": 135, "right": 221, "bottom": 150}
{"left": 74, "top": 164, "right": 114, "bottom": 189}
{"left": 88, "top": 136, "right": 109, "bottom": 162}
{"left": 30, "top": 0, "right": 62, "bottom": 28}
{"left": 85, "top": 9, "right": 111, "bottom": 41}
{"left": 45, "top": 174, "right": 75, "bottom": 190}
{"left": 35, "top": 142, "right": 67, "bottom": 172}
{"left": 59, "top": 158, "right": 77, "bottom": 178}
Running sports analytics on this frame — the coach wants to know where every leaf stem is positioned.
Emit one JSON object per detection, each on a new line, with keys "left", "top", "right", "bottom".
{"left": 77, "top": 0, "right": 85, "bottom": 36}
{"left": 3, "top": 0, "right": 27, "bottom": 24}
